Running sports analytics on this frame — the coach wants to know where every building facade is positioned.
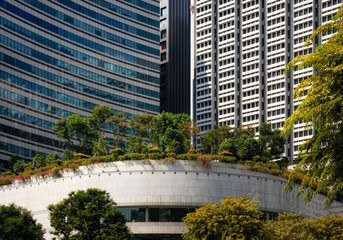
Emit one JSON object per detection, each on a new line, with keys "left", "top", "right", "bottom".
{"left": 0, "top": 0, "right": 160, "bottom": 166}
{"left": 160, "top": 0, "right": 191, "bottom": 114}
{"left": 191, "top": 0, "right": 342, "bottom": 160}
{"left": 1, "top": 160, "right": 342, "bottom": 239}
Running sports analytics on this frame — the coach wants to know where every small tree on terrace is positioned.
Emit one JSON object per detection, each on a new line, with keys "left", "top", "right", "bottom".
{"left": 48, "top": 188, "right": 133, "bottom": 240}
{"left": 106, "top": 111, "right": 128, "bottom": 148}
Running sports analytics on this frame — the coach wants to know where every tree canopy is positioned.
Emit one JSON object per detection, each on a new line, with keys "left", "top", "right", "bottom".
{"left": 48, "top": 188, "right": 133, "bottom": 240}
{"left": 284, "top": 4, "right": 343, "bottom": 204}
{"left": 0, "top": 204, "right": 44, "bottom": 240}
{"left": 182, "top": 194, "right": 265, "bottom": 240}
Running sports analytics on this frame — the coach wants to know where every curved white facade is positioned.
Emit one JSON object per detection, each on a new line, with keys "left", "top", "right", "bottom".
{"left": 1, "top": 160, "right": 342, "bottom": 239}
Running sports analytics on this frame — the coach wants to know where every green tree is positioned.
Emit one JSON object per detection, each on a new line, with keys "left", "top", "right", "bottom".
{"left": 54, "top": 114, "right": 95, "bottom": 154}
{"left": 0, "top": 204, "right": 44, "bottom": 240}
{"left": 106, "top": 112, "right": 128, "bottom": 148}
{"left": 182, "top": 194, "right": 265, "bottom": 240}
{"left": 92, "top": 136, "right": 109, "bottom": 157}
{"left": 48, "top": 188, "right": 133, "bottom": 240}
{"left": 219, "top": 138, "right": 264, "bottom": 160}
{"left": 88, "top": 105, "right": 113, "bottom": 140}
{"left": 259, "top": 123, "right": 285, "bottom": 161}
{"left": 151, "top": 111, "right": 190, "bottom": 145}
{"left": 200, "top": 125, "right": 238, "bottom": 154}
{"left": 283, "top": 4, "right": 343, "bottom": 204}
{"left": 129, "top": 113, "right": 155, "bottom": 144}
{"left": 32, "top": 154, "right": 47, "bottom": 168}
{"left": 160, "top": 127, "right": 185, "bottom": 154}
{"left": 126, "top": 136, "right": 144, "bottom": 153}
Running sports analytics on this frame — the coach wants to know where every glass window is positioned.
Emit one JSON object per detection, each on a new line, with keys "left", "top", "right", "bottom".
{"left": 161, "top": 7, "right": 167, "bottom": 17}
{"left": 161, "top": 30, "right": 167, "bottom": 39}
{"left": 160, "top": 19, "right": 167, "bottom": 28}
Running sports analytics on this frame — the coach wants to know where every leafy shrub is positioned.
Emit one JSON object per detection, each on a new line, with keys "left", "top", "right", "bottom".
{"left": 118, "top": 153, "right": 146, "bottom": 161}
{"left": 148, "top": 153, "right": 163, "bottom": 160}
{"left": 148, "top": 146, "right": 162, "bottom": 154}
{"left": 243, "top": 162, "right": 283, "bottom": 176}
{"left": 24, "top": 166, "right": 37, "bottom": 175}
{"left": 2, "top": 171, "right": 15, "bottom": 178}
{"left": 219, "top": 150, "right": 233, "bottom": 156}
{"left": 176, "top": 154, "right": 189, "bottom": 160}
{"left": 188, "top": 154, "right": 201, "bottom": 161}
{"left": 51, "top": 167, "right": 62, "bottom": 178}
{"left": 50, "top": 159, "right": 63, "bottom": 167}
{"left": 219, "top": 138, "right": 264, "bottom": 161}
{"left": 111, "top": 148, "right": 125, "bottom": 159}
{"left": 214, "top": 155, "right": 237, "bottom": 163}
{"left": 252, "top": 155, "right": 263, "bottom": 162}
{"left": 62, "top": 149, "right": 74, "bottom": 161}
{"left": 187, "top": 148, "right": 198, "bottom": 155}
{"left": 74, "top": 153, "right": 89, "bottom": 160}
{"left": 197, "top": 155, "right": 212, "bottom": 167}
{"left": 166, "top": 152, "right": 176, "bottom": 158}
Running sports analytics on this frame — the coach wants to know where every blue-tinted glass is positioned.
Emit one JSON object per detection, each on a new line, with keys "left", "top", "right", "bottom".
{"left": 13, "top": 1, "right": 159, "bottom": 56}
{"left": 123, "top": 0, "right": 159, "bottom": 13}
{"left": 86, "top": 0, "right": 159, "bottom": 27}
{"left": 0, "top": 19, "right": 159, "bottom": 96}
{"left": 0, "top": 3, "right": 160, "bottom": 77}
{"left": 0, "top": 106, "right": 54, "bottom": 129}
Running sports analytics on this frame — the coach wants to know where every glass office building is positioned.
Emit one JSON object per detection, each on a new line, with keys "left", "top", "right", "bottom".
{"left": 0, "top": 0, "right": 160, "bottom": 166}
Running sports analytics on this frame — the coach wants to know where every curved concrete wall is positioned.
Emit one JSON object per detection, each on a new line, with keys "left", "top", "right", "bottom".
{"left": 0, "top": 160, "right": 342, "bottom": 239}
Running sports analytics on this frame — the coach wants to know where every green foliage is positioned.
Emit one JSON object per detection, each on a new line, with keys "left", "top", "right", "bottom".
{"left": 219, "top": 150, "right": 233, "bottom": 156}
{"left": 62, "top": 149, "right": 74, "bottom": 161}
{"left": 48, "top": 188, "right": 133, "bottom": 240}
{"left": 118, "top": 153, "right": 146, "bottom": 161}
{"left": 111, "top": 148, "right": 125, "bottom": 159}
{"left": 0, "top": 204, "right": 44, "bottom": 240}
{"left": 130, "top": 113, "right": 155, "bottom": 143}
{"left": 187, "top": 148, "right": 198, "bottom": 155}
{"left": 12, "top": 161, "right": 29, "bottom": 174}
{"left": 32, "top": 154, "right": 47, "bottom": 168}
{"left": 283, "top": 4, "right": 343, "bottom": 205}
{"left": 276, "top": 157, "right": 290, "bottom": 168}
{"left": 264, "top": 213, "right": 343, "bottom": 240}
{"left": 148, "top": 146, "right": 162, "bottom": 154}
{"left": 151, "top": 111, "right": 190, "bottom": 144}
{"left": 243, "top": 162, "right": 283, "bottom": 176}
{"left": 182, "top": 194, "right": 265, "bottom": 240}
{"left": 214, "top": 154, "right": 237, "bottom": 163}
{"left": 2, "top": 171, "right": 15, "bottom": 177}
{"left": 176, "top": 154, "right": 189, "bottom": 160}
{"left": 259, "top": 123, "right": 285, "bottom": 161}
{"left": 88, "top": 105, "right": 113, "bottom": 139}
{"left": 148, "top": 153, "right": 163, "bottom": 160}
{"left": 199, "top": 125, "right": 255, "bottom": 154}
{"left": 219, "top": 138, "right": 264, "bottom": 161}
{"left": 160, "top": 128, "right": 185, "bottom": 154}
{"left": 126, "top": 136, "right": 144, "bottom": 154}
{"left": 8, "top": 155, "right": 23, "bottom": 171}
{"left": 92, "top": 136, "right": 109, "bottom": 157}
{"left": 106, "top": 111, "right": 128, "bottom": 148}
{"left": 54, "top": 114, "right": 96, "bottom": 154}
{"left": 45, "top": 153, "right": 59, "bottom": 163}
